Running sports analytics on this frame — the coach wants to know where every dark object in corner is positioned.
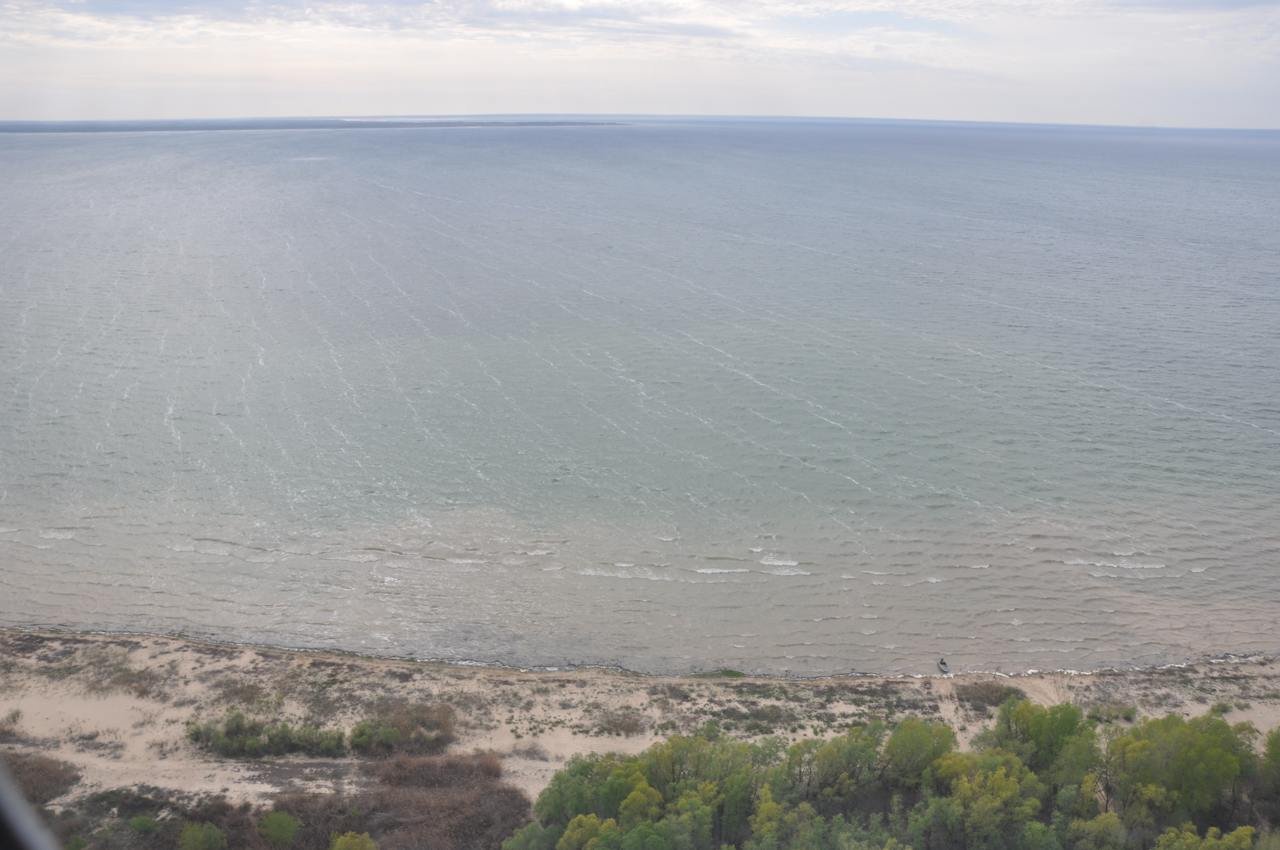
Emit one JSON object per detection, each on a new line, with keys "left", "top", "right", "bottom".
{"left": 0, "top": 763, "right": 61, "bottom": 850}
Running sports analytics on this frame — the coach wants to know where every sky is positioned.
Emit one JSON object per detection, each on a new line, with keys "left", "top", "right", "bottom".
{"left": 1, "top": 0, "right": 1279, "bottom": 127}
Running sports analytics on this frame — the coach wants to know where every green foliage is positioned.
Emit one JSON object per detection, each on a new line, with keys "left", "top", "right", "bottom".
{"left": 1102, "top": 714, "right": 1256, "bottom": 833}
{"left": 349, "top": 701, "right": 455, "bottom": 756}
{"left": 982, "top": 701, "right": 1085, "bottom": 772}
{"left": 1151, "top": 824, "right": 1254, "bottom": 850}
{"left": 127, "top": 814, "right": 159, "bottom": 833}
{"left": 1067, "top": 813, "right": 1127, "bottom": 850}
{"left": 512, "top": 704, "right": 1278, "bottom": 850}
{"left": 187, "top": 710, "right": 346, "bottom": 758}
{"left": 330, "top": 832, "right": 378, "bottom": 850}
{"left": 259, "top": 810, "right": 302, "bottom": 848}
{"left": 1258, "top": 728, "right": 1280, "bottom": 821}
{"left": 883, "top": 718, "right": 955, "bottom": 792}
{"left": 179, "top": 821, "right": 228, "bottom": 850}
{"left": 1087, "top": 705, "right": 1137, "bottom": 725}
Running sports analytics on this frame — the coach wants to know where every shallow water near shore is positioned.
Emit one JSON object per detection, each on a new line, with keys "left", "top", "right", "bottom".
{"left": 1, "top": 117, "right": 1278, "bottom": 675}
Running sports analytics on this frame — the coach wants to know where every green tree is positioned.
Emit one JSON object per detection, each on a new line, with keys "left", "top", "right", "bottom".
{"left": 127, "top": 815, "right": 158, "bottom": 834}
{"left": 746, "top": 785, "right": 785, "bottom": 850}
{"left": 505, "top": 822, "right": 562, "bottom": 850}
{"left": 179, "top": 822, "right": 228, "bottom": 850}
{"left": 1258, "top": 728, "right": 1280, "bottom": 821}
{"left": 330, "top": 833, "right": 378, "bottom": 850}
{"left": 558, "top": 814, "right": 618, "bottom": 850}
{"left": 620, "top": 782, "right": 664, "bottom": 830}
{"left": 1065, "top": 813, "right": 1126, "bottom": 850}
{"left": 258, "top": 811, "right": 301, "bottom": 849}
{"left": 981, "top": 699, "right": 1099, "bottom": 801}
{"left": 883, "top": 718, "right": 956, "bottom": 792}
{"left": 1105, "top": 714, "right": 1254, "bottom": 832}
{"left": 1152, "top": 824, "right": 1254, "bottom": 850}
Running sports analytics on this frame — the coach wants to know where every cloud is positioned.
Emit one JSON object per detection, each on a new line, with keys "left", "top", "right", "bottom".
{"left": 1, "top": 0, "right": 1278, "bottom": 125}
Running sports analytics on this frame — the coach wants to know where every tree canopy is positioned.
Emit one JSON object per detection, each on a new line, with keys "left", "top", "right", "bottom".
{"left": 506, "top": 701, "right": 1280, "bottom": 850}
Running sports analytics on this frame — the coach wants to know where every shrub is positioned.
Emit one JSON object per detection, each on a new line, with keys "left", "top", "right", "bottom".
{"left": 2, "top": 752, "right": 81, "bottom": 804}
{"left": 592, "top": 707, "right": 647, "bottom": 737}
{"left": 367, "top": 784, "right": 530, "bottom": 850}
{"left": 274, "top": 792, "right": 371, "bottom": 850}
{"left": 1088, "top": 703, "right": 1138, "bottom": 724}
{"left": 179, "top": 822, "right": 228, "bottom": 850}
{"left": 128, "top": 814, "right": 160, "bottom": 833}
{"left": 0, "top": 708, "right": 21, "bottom": 741}
{"left": 188, "top": 711, "right": 346, "bottom": 758}
{"left": 693, "top": 669, "right": 746, "bottom": 678}
{"left": 350, "top": 701, "right": 455, "bottom": 756}
{"left": 259, "top": 810, "right": 302, "bottom": 848}
{"left": 372, "top": 754, "right": 502, "bottom": 788}
{"left": 955, "top": 681, "right": 1025, "bottom": 711}
{"left": 331, "top": 832, "right": 377, "bottom": 850}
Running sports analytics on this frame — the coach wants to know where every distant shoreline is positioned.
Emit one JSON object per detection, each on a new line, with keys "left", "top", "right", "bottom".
{"left": 4, "top": 623, "right": 1273, "bottom": 682}
{"left": 0, "top": 118, "right": 623, "bottom": 134}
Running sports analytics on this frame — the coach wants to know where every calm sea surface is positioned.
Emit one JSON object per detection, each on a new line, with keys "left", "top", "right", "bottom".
{"left": 1, "top": 118, "right": 1278, "bottom": 675}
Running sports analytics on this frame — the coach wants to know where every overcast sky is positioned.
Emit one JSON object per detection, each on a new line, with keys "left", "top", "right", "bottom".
{"left": 2, "top": 0, "right": 1278, "bottom": 127}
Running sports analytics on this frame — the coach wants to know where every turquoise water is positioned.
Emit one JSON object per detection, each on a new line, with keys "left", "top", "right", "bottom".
{"left": 1, "top": 118, "right": 1277, "bottom": 674}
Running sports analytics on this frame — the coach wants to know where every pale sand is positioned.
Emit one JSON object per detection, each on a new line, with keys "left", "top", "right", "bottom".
{"left": 2, "top": 629, "right": 1278, "bottom": 808}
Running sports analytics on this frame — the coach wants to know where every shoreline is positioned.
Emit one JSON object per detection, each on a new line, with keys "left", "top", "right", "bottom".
{"left": 7, "top": 623, "right": 1271, "bottom": 682}
{"left": 4, "top": 625, "right": 1280, "bottom": 809}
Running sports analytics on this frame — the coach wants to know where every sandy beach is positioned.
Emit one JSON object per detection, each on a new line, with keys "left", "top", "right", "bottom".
{"left": 3, "top": 627, "right": 1279, "bottom": 811}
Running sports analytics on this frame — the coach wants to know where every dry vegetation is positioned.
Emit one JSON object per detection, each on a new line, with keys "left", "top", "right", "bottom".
{"left": 2, "top": 629, "right": 1280, "bottom": 849}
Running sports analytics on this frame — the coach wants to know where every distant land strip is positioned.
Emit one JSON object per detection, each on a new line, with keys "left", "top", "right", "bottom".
{"left": 0, "top": 117, "right": 623, "bottom": 133}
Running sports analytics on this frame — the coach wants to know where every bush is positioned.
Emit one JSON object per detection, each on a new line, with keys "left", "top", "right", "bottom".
{"left": 128, "top": 814, "right": 160, "bottom": 833}
{"left": 0, "top": 708, "right": 21, "bottom": 741}
{"left": 367, "top": 784, "right": 530, "bottom": 850}
{"left": 350, "top": 701, "right": 455, "bottom": 756}
{"left": 2, "top": 752, "right": 81, "bottom": 804}
{"left": 179, "top": 822, "right": 228, "bottom": 850}
{"left": 331, "top": 832, "right": 377, "bottom": 850}
{"left": 1088, "top": 703, "right": 1138, "bottom": 724}
{"left": 372, "top": 754, "right": 502, "bottom": 788}
{"left": 954, "top": 680, "right": 1025, "bottom": 711}
{"left": 592, "top": 707, "right": 647, "bottom": 737}
{"left": 274, "top": 792, "right": 371, "bottom": 850}
{"left": 188, "top": 711, "right": 346, "bottom": 758}
{"left": 259, "top": 810, "right": 302, "bottom": 848}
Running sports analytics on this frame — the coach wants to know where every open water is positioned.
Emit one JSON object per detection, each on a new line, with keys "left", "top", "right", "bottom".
{"left": 1, "top": 117, "right": 1278, "bottom": 674}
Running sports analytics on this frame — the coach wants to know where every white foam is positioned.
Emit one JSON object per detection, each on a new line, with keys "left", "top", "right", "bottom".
{"left": 328, "top": 552, "right": 379, "bottom": 563}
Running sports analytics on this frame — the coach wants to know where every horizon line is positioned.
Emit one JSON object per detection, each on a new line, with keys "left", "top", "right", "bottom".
{"left": 3, "top": 112, "right": 1280, "bottom": 135}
